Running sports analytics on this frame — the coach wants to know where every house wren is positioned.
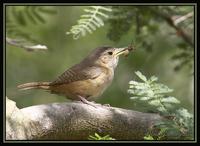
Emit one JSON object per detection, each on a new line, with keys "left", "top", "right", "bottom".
{"left": 18, "top": 46, "right": 133, "bottom": 106}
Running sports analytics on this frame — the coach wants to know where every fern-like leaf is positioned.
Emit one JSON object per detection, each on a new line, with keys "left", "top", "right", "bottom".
{"left": 7, "top": 6, "right": 56, "bottom": 27}
{"left": 88, "top": 133, "right": 115, "bottom": 140}
{"left": 129, "top": 71, "right": 193, "bottom": 140}
{"left": 6, "top": 6, "right": 57, "bottom": 38}
{"left": 6, "top": 6, "right": 56, "bottom": 51}
{"left": 128, "top": 71, "right": 179, "bottom": 114}
{"left": 66, "top": 6, "right": 112, "bottom": 39}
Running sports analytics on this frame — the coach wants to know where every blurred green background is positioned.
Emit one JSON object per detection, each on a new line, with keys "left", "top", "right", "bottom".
{"left": 6, "top": 6, "right": 194, "bottom": 112}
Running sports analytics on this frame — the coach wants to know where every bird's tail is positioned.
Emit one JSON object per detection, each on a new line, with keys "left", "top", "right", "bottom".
{"left": 17, "top": 82, "right": 51, "bottom": 90}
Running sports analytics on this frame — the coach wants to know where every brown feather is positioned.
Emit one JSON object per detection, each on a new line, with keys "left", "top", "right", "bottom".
{"left": 17, "top": 82, "right": 50, "bottom": 90}
{"left": 50, "top": 65, "right": 102, "bottom": 85}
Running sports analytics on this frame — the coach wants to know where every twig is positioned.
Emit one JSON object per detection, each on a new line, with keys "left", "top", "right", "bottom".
{"left": 148, "top": 8, "right": 194, "bottom": 47}
{"left": 173, "top": 12, "right": 193, "bottom": 25}
{"left": 6, "top": 37, "right": 48, "bottom": 51}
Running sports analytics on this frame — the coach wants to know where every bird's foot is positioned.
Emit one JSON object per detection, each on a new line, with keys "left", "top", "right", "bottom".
{"left": 77, "top": 95, "right": 110, "bottom": 108}
{"left": 77, "top": 96, "right": 99, "bottom": 108}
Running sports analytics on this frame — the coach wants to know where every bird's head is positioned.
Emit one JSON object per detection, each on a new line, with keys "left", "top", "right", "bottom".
{"left": 86, "top": 46, "right": 134, "bottom": 69}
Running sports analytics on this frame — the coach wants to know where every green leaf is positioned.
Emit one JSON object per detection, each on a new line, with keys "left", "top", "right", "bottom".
{"left": 38, "top": 7, "right": 57, "bottom": 14}
{"left": 149, "top": 76, "right": 158, "bottom": 82}
{"left": 157, "top": 106, "right": 167, "bottom": 112}
{"left": 96, "top": 11, "right": 109, "bottom": 18}
{"left": 6, "top": 6, "right": 56, "bottom": 46}
{"left": 17, "top": 10, "right": 27, "bottom": 26}
{"left": 130, "top": 96, "right": 140, "bottom": 100}
{"left": 128, "top": 70, "right": 193, "bottom": 139}
{"left": 144, "top": 135, "right": 154, "bottom": 140}
{"left": 129, "top": 80, "right": 139, "bottom": 85}
{"left": 66, "top": 6, "right": 112, "bottom": 39}
{"left": 135, "top": 71, "right": 147, "bottom": 82}
{"left": 88, "top": 133, "right": 115, "bottom": 140}
{"left": 134, "top": 84, "right": 149, "bottom": 90}
{"left": 140, "top": 96, "right": 151, "bottom": 101}
{"left": 93, "top": 16, "right": 104, "bottom": 26}
{"left": 175, "top": 108, "right": 193, "bottom": 118}
{"left": 161, "top": 96, "right": 180, "bottom": 104}
{"left": 148, "top": 99, "right": 161, "bottom": 106}
{"left": 95, "top": 133, "right": 101, "bottom": 138}
{"left": 153, "top": 84, "right": 173, "bottom": 94}
{"left": 32, "top": 7, "right": 46, "bottom": 23}
{"left": 146, "top": 89, "right": 154, "bottom": 97}
{"left": 98, "top": 6, "right": 112, "bottom": 12}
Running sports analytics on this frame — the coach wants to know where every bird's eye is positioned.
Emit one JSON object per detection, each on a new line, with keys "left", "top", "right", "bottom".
{"left": 108, "top": 51, "right": 113, "bottom": 55}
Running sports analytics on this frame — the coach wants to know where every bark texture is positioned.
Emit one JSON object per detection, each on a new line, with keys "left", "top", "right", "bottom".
{"left": 6, "top": 97, "right": 164, "bottom": 140}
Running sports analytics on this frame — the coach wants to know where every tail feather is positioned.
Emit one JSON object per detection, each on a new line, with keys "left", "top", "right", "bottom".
{"left": 17, "top": 82, "right": 50, "bottom": 90}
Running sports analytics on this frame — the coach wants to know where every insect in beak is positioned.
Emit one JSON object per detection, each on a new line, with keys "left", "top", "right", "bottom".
{"left": 115, "top": 40, "right": 135, "bottom": 57}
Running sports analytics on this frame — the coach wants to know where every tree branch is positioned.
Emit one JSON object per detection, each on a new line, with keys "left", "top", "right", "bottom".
{"left": 148, "top": 8, "right": 194, "bottom": 47}
{"left": 173, "top": 12, "right": 193, "bottom": 25}
{"left": 6, "top": 37, "right": 48, "bottom": 51}
{"left": 6, "top": 97, "right": 165, "bottom": 140}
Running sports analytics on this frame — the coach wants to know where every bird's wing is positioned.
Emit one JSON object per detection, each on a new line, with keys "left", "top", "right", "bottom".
{"left": 50, "top": 64, "right": 102, "bottom": 85}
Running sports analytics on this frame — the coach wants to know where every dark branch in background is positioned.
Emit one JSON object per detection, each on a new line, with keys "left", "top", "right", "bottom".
{"left": 148, "top": 8, "right": 194, "bottom": 47}
{"left": 136, "top": 11, "right": 141, "bottom": 34}
{"left": 6, "top": 97, "right": 166, "bottom": 140}
{"left": 6, "top": 37, "right": 48, "bottom": 51}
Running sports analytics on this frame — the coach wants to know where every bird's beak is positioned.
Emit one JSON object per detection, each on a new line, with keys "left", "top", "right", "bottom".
{"left": 114, "top": 47, "right": 133, "bottom": 57}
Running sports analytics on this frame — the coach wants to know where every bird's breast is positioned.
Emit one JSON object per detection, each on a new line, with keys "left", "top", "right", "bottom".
{"left": 89, "top": 68, "right": 114, "bottom": 98}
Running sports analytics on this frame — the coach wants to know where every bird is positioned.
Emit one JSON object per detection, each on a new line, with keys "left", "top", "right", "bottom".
{"left": 18, "top": 45, "right": 133, "bottom": 107}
